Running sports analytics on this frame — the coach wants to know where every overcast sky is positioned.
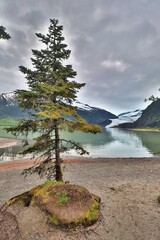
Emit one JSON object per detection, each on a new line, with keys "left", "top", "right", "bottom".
{"left": 0, "top": 0, "right": 160, "bottom": 114}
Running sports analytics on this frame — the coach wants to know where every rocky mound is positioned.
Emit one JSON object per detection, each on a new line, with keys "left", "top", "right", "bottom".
{"left": 0, "top": 181, "right": 101, "bottom": 239}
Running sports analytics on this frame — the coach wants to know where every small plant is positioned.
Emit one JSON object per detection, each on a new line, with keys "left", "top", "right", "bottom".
{"left": 56, "top": 190, "right": 69, "bottom": 205}
{"left": 157, "top": 195, "right": 160, "bottom": 203}
{"left": 50, "top": 189, "right": 56, "bottom": 195}
{"left": 48, "top": 214, "right": 58, "bottom": 225}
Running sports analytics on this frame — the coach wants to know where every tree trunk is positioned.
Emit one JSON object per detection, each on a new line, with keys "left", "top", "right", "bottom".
{"left": 55, "top": 120, "right": 63, "bottom": 181}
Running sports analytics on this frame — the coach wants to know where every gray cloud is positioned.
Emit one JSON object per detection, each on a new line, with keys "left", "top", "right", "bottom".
{"left": 0, "top": 0, "right": 160, "bottom": 114}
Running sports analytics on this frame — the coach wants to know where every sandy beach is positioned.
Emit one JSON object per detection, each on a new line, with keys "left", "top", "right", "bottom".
{"left": 0, "top": 156, "right": 160, "bottom": 240}
{"left": 0, "top": 137, "right": 21, "bottom": 148}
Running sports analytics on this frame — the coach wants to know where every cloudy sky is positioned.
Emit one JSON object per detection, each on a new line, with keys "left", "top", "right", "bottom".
{"left": 0, "top": 0, "right": 160, "bottom": 114}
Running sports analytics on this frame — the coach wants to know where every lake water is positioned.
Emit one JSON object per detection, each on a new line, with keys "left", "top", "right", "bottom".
{"left": 0, "top": 128, "right": 160, "bottom": 162}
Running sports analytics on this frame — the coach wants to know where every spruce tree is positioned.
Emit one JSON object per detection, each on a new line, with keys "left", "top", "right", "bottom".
{"left": 0, "top": 26, "right": 11, "bottom": 40}
{"left": 7, "top": 19, "right": 100, "bottom": 181}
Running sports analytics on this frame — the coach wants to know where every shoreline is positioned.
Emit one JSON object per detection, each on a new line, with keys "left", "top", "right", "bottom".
{"left": 0, "top": 137, "right": 21, "bottom": 149}
{"left": 0, "top": 135, "right": 159, "bottom": 174}
{"left": 0, "top": 156, "right": 159, "bottom": 171}
{"left": 130, "top": 128, "right": 160, "bottom": 132}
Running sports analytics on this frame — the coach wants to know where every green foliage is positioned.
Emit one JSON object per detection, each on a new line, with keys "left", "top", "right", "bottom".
{"left": 145, "top": 95, "right": 159, "bottom": 102}
{"left": 46, "top": 185, "right": 69, "bottom": 205}
{"left": 48, "top": 214, "right": 58, "bottom": 225}
{"left": 56, "top": 190, "right": 69, "bottom": 205}
{"left": 6, "top": 185, "right": 43, "bottom": 207}
{"left": 0, "top": 26, "right": 11, "bottom": 40}
{"left": 145, "top": 89, "right": 160, "bottom": 102}
{"left": 6, "top": 19, "right": 101, "bottom": 181}
{"left": 79, "top": 201, "right": 100, "bottom": 224}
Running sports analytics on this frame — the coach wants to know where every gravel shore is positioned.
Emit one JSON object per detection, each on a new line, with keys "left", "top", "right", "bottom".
{"left": 0, "top": 157, "right": 160, "bottom": 240}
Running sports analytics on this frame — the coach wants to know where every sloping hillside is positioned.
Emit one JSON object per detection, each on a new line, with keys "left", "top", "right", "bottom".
{"left": 73, "top": 100, "right": 117, "bottom": 126}
{"left": 136, "top": 99, "right": 160, "bottom": 127}
{"left": 118, "top": 99, "right": 160, "bottom": 128}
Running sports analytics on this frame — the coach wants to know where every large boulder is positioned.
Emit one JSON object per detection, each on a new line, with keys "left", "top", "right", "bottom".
{"left": 1, "top": 181, "right": 101, "bottom": 239}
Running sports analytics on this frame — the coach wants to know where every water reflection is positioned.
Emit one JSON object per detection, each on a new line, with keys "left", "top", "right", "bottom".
{"left": 83, "top": 128, "right": 153, "bottom": 157}
{"left": 61, "top": 128, "right": 114, "bottom": 146}
{"left": 0, "top": 145, "right": 23, "bottom": 162}
{"left": 0, "top": 128, "right": 160, "bottom": 161}
{"left": 133, "top": 130, "right": 160, "bottom": 155}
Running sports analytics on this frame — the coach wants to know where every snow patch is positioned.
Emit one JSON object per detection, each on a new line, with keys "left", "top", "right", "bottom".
{"left": 72, "top": 100, "right": 93, "bottom": 111}
{"left": 1, "top": 92, "right": 16, "bottom": 106}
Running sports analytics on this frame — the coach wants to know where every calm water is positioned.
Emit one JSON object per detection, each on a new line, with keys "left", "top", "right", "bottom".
{"left": 0, "top": 128, "right": 160, "bottom": 162}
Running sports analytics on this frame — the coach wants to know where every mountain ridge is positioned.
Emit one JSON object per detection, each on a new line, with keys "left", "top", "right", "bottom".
{"left": 0, "top": 92, "right": 117, "bottom": 127}
{"left": 3, "top": 92, "right": 158, "bottom": 129}
{"left": 117, "top": 99, "right": 160, "bottom": 128}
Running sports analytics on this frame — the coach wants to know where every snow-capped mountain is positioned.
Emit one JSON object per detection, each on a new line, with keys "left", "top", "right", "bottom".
{"left": 0, "top": 92, "right": 146, "bottom": 128}
{"left": 0, "top": 92, "right": 16, "bottom": 106}
{"left": 0, "top": 92, "right": 117, "bottom": 126}
{"left": 72, "top": 100, "right": 93, "bottom": 111}
{"left": 106, "top": 109, "right": 143, "bottom": 128}
{"left": 118, "top": 109, "right": 143, "bottom": 121}
{"left": 73, "top": 100, "right": 117, "bottom": 126}
{"left": 0, "top": 92, "right": 25, "bottom": 118}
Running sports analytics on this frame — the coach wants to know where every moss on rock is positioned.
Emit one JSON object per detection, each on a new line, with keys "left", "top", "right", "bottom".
{"left": 6, "top": 185, "right": 43, "bottom": 207}
{"left": 5, "top": 181, "right": 101, "bottom": 228}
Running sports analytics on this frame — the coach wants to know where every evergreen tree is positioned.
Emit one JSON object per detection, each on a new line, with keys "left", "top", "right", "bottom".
{"left": 0, "top": 26, "right": 11, "bottom": 40}
{"left": 7, "top": 19, "right": 100, "bottom": 181}
{"left": 145, "top": 89, "right": 160, "bottom": 102}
